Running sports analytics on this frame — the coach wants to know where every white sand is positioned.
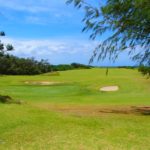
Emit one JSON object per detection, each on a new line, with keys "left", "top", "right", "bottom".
{"left": 100, "top": 86, "right": 119, "bottom": 92}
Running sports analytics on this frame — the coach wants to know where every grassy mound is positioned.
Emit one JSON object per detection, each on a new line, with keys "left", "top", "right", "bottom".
{"left": 0, "top": 95, "right": 22, "bottom": 104}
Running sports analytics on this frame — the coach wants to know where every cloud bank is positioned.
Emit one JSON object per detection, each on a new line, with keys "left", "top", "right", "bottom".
{"left": 1, "top": 37, "right": 134, "bottom": 66}
{"left": 2, "top": 37, "right": 97, "bottom": 64}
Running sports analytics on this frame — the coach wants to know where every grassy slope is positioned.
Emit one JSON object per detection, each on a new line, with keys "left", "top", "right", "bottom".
{"left": 0, "top": 68, "right": 149, "bottom": 105}
{"left": 0, "top": 68, "right": 150, "bottom": 150}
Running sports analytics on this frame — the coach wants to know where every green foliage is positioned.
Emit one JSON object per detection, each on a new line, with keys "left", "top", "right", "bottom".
{"left": 0, "top": 95, "right": 13, "bottom": 103}
{"left": 67, "top": 0, "right": 150, "bottom": 65}
{"left": 52, "top": 63, "right": 91, "bottom": 71}
{"left": 0, "top": 95, "right": 21, "bottom": 104}
{"left": 138, "top": 65, "right": 150, "bottom": 76}
{"left": 0, "top": 54, "right": 91, "bottom": 75}
{"left": 6, "top": 44, "right": 14, "bottom": 51}
{"left": 117, "top": 66, "right": 137, "bottom": 69}
{"left": 0, "top": 31, "right": 14, "bottom": 54}
{"left": 71, "top": 62, "right": 92, "bottom": 69}
{"left": 0, "top": 31, "right": 5, "bottom": 36}
{"left": 52, "top": 64, "right": 74, "bottom": 71}
{"left": 0, "top": 54, "right": 52, "bottom": 75}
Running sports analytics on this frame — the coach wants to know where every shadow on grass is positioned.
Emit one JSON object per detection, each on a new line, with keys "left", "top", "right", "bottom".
{"left": 132, "top": 106, "right": 150, "bottom": 115}
{"left": 35, "top": 104, "right": 150, "bottom": 116}
{"left": 98, "top": 106, "right": 150, "bottom": 116}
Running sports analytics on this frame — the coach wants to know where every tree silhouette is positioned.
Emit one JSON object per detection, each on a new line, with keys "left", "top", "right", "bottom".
{"left": 0, "top": 31, "right": 13, "bottom": 55}
{"left": 67, "top": 0, "right": 150, "bottom": 65}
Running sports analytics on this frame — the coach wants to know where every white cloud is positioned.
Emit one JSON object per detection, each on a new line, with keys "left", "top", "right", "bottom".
{"left": 1, "top": 37, "right": 135, "bottom": 65}
{"left": 1, "top": 37, "right": 97, "bottom": 64}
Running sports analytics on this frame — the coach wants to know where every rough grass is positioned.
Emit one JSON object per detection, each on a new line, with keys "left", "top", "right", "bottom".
{"left": 0, "top": 68, "right": 150, "bottom": 150}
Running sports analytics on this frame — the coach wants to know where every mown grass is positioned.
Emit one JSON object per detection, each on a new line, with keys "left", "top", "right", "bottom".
{"left": 0, "top": 68, "right": 150, "bottom": 150}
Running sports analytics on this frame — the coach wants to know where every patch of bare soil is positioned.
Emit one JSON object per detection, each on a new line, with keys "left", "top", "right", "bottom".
{"left": 42, "top": 72, "right": 60, "bottom": 76}
{"left": 100, "top": 86, "right": 119, "bottom": 92}
{"left": 24, "top": 81, "right": 64, "bottom": 85}
{"left": 35, "top": 104, "right": 150, "bottom": 116}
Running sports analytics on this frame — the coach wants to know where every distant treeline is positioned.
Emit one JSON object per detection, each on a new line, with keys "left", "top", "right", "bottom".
{"left": 0, "top": 54, "right": 91, "bottom": 75}
{"left": 117, "top": 66, "right": 138, "bottom": 69}
{"left": 97, "top": 66, "right": 138, "bottom": 69}
{"left": 0, "top": 54, "right": 149, "bottom": 76}
{"left": 52, "top": 63, "right": 91, "bottom": 71}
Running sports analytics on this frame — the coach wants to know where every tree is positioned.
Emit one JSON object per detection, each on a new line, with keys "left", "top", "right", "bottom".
{"left": 138, "top": 65, "right": 150, "bottom": 76}
{"left": 67, "top": 0, "right": 150, "bottom": 65}
{"left": 0, "top": 31, "right": 13, "bottom": 55}
{"left": 0, "top": 31, "right": 14, "bottom": 103}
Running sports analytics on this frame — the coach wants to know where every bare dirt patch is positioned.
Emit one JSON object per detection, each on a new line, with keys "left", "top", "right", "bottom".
{"left": 35, "top": 104, "right": 150, "bottom": 116}
{"left": 100, "top": 86, "right": 119, "bottom": 92}
{"left": 42, "top": 72, "right": 60, "bottom": 76}
{"left": 24, "top": 81, "right": 64, "bottom": 86}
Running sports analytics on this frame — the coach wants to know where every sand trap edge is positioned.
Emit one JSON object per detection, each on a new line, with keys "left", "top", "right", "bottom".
{"left": 100, "top": 86, "right": 119, "bottom": 92}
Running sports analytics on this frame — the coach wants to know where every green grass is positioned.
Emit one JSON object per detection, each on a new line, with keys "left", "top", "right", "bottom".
{"left": 0, "top": 68, "right": 150, "bottom": 150}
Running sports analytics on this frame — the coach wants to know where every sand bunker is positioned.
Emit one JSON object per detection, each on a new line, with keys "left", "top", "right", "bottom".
{"left": 24, "top": 81, "right": 63, "bottom": 85}
{"left": 100, "top": 86, "right": 119, "bottom": 92}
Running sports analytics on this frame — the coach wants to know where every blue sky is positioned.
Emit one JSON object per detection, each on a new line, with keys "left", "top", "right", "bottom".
{"left": 0, "top": 0, "right": 134, "bottom": 66}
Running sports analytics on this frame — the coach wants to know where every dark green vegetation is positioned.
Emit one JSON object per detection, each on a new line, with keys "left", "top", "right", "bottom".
{"left": 138, "top": 65, "right": 150, "bottom": 76}
{"left": 67, "top": 0, "right": 150, "bottom": 65}
{"left": 0, "top": 69, "right": 150, "bottom": 149}
{"left": 0, "top": 54, "right": 52, "bottom": 75}
{"left": 0, "top": 95, "right": 22, "bottom": 104}
{"left": 52, "top": 62, "right": 91, "bottom": 71}
{"left": 0, "top": 54, "right": 91, "bottom": 75}
{"left": 0, "top": 31, "right": 13, "bottom": 53}
{"left": 0, "top": 31, "right": 91, "bottom": 75}
{"left": 1, "top": 52, "right": 148, "bottom": 77}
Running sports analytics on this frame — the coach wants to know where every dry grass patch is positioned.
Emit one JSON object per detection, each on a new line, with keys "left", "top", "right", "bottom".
{"left": 42, "top": 71, "right": 60, "bottom": 76}
{"left": 24, "top": 81, "right": 64, "bottom": 86}
{"left": 34, "top": 103, "right": 150, "bottom": 116}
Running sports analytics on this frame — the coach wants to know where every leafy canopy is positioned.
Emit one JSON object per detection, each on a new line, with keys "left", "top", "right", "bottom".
{"left": 67, "top": 0, "right": 150, "bottom": 65}
{"left": 0, "top": 31, "right": 14, "bottom": 54}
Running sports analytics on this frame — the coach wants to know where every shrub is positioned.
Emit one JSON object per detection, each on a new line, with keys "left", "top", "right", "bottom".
{"left": 0, "top": 95, "right": 22, "bottom": 104}
{"left": 0, "top": 54, "right": 52, "bottom": 75}
{"left": 0, "top": 54, "right": 92, "bottom": 75}
{"left": 138, "top": 65, "right": 150, "bottom": 76}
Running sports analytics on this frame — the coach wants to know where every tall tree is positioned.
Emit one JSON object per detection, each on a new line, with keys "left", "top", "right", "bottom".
{"left": 0, "top": 31, "right": 13, "bottom": 55}
{"left": 67, "top": 0, "right": 150, "bottom": 65}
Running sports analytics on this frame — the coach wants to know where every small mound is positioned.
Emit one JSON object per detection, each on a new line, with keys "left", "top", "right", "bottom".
{"left": 24, "top": 81, "right": 63, "bottom": 86}
{"left": 42, "top": 72, "right": 60, "bottom": 76}
{"left": 0, "top": 95, "right": 23, "bottom": 104}
{"left": 100, "top": 86, "right": 119, "bottom": 92}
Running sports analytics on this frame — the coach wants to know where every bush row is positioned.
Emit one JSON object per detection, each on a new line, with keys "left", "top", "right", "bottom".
{"left": 0, "top": 54, "right": 91, "bottom": 75}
